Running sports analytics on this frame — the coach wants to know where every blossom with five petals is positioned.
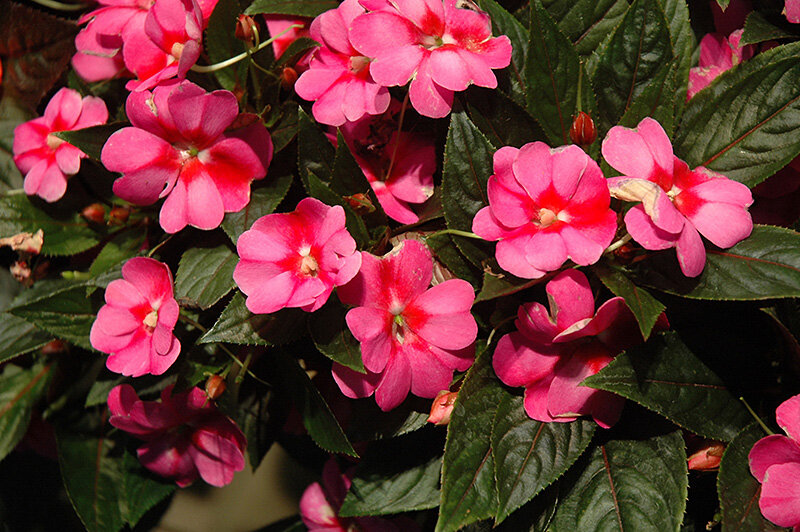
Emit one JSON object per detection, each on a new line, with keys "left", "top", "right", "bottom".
{"left": 108, "top": 384, "right": 246, "bottom": 487}
{"left": 101, "top": 80, "right": 272, "bottom": 233}
{"left": 602, "top": 117, "right": 753, "bottom": 277}
{"left": 13, "top": 88, "right": 108, "bottom": 202}
{"left": 90, "top": 257, "right": 181, "bottom": 377}
{"left": 472, "top": 142, "right": 617, "bottom": 279}
{"left": 233, "top": 197, "right": 362, "bottom": 314}
{"left": 332, "top": 239, "right": 477, "bottom": 411}
{"left": 687, "top": 29, "right": 753, "bottom": 100}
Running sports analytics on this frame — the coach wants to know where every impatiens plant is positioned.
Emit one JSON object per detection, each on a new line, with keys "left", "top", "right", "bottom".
{"left": 5, "top": 0, "right": 800, "bottom": 530}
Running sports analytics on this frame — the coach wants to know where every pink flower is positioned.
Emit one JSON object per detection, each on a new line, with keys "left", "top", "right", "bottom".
{"left": 602, "top": 117, "right": 753, "bottom": 277}
{"left": 101, "top": 81, "right": 272, "bottom": 233}
{"left": 108, "top": 384, "right": 246, "bottom": 487}
{"left": 687, "top": 29, "right": 754, "bottom": 100}
{"left": 493, "top": 270, "right": 657, "bottom": 428}
{"left": 233, "top": 197, "right": 362, "bottom": 314}
{"left": 471, "top": 143, "right": 618, "bottom": 279}
{"left": 90, "top": 257, "right": 181, "bottom": 377}
{"left": 332, "top": 239, "right": 477, "bottom": 411}
{"left": 294, "top": 0, "right": 390, "bottom": 126}
{"left": 13, "top": 88, "right": 108, "bottom": 202}
{"left": 264, "top": 15, "right": 310, "bottom": 59}
{"left": 349, "top": 0, "right": 512, "bottom": 118}
{"left": 788, "top": 0, "right": 800, "bottom": 23}
{"left": 332, "top": 101, "right": 435, "bottom": 224}
{"left": 749, "top": 394, "right": 800, "bottom": 529}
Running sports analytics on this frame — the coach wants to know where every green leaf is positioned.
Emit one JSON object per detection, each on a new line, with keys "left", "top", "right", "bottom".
{"left": 715, "top": 0, "right": 729, "bottom": 9}
{"left": 425, "top": 233, "right": 482, "bottom": 290}
{"left": 541, "top": 0, "right": 629, "bottom": 58}
{"left": 717, "top": 424, "right": 782, "bottom": 532}
{"left": 441, "top": 111, "right": 495, "bottom": 268}
{"left": 244, "top": 0, "right": 337, "bottom": 16}
{"left": 638, "top": 225, "right": 800, "bottom": 300}
{"left": 298, "top": 107, "right": 335, "bottom": 187}
{"left": 175, "top": 245, "right": 237, "bottom": 310}
{"left": 526, "top": 0, "right": 597, "bottom": 146}
{"left": 550, "top": 431, "right": 687, "bottom": 531}
{"left": 583, "top": 332, "right": 751, "bottom": 441}
{"left": 268, "top": 102, "right": 300, "bottom": 154}
{"left": 595, "top": 264, "right": 665, "bottom": 339}
{"left": 437, "top": 344, "right": 503, "bottom": 532}
{"left": 0, "top": 313, "right": 51, "bottom": 364}
{"left": 674, "top": 42, "right": 800, "bottom": 188}
{"left": 308, "top": 298, "right": 366, "bottom": 373}
{"left": 89, "top": 229, "right": 146, "bottom": 278}
{"left": 200, "top": 291, "right": 306, "bottom": 346}
{"left": 205, "top": 0, "right": 248, "bottom": 92}
{"left": 591, "top": 0, "right": 673, "bottom": 132}
{"left": 306, "top": 170, "right": 371, "bottom": 248}
{"left": 617, "top": 58, "right": 677, "bottom": 136}
{"left": 491, "top": 393, "right": 595, "bottom": 524}
{"left": 270, "top": 349, "right": 357, "bottom": 456}
{"left": 7, "top": 279, "right": 95, "bottom": 349}
{"left": 660, "top": 0, "right": 696, "bottom": 122}
{"left": 221, "top": 174, "right": 292, "bottom": 243}
{"left": 0, "top": 363, "right": 52, "bottom": 463}
{"left": 275, "top": 37, "right": 318, "bottom": 68}
{"left": 741, "top": 11, "right": 798, "bottom": 46}
{"left": 238, "top": 391, "right": 284, "bottom": 471}
{"left": 345, "top": 398, "right": 430, "bottom": 442}
{"left": 474, "top": 270, "right": 538, "bottom": 304}
{"left": 0, "top": 96, "right": 34, "bottom": 189}
{"left": 466, "top": 88, "right": 546, "bottom": 149}
{"left": 53, "top": 123, "right": 126, "bottom": 161}
{"left": 477, "top": 0, "right": 530, "bottom": 106}
{"left": 0, "top": 194, "right": 100, "bottom": 256}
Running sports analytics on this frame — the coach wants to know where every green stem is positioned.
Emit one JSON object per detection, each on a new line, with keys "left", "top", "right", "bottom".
{"left": 487, "top": 314, "right": 517, "bottom": 346}
{"left": 191, "top": 24, "right": 304, "bottom": 73}
{"left": 740, "top": 397, "right": 774, "bottom": 435}
{"left": 1, "top": 188, "right": 25, "bottom": 197}
{"left": 425, "top": 229, "right": 484, "bottom": 241}
{"left": 383, "top": 91, "right": 410, "bottom": 181}
{"left": 26, "top": 0, "right": 88, "bottom": 10}
{"left": 147, "top": 235, "right": 174, "bottom": 258}
{"left": 604, "top": 233, "right": 632, "bottom": 255}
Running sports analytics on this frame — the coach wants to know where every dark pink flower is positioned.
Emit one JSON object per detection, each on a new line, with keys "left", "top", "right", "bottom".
{"left": 492, "top": 269, "right": 657, "bottom": 428}
{"left": 710, "top": 0, "right": 751, "bottom": 35}
{"left": 687, "top": 29, "right": 754, "bottom": 100}
{"left": 349, "top": 0, "right": 512, "bottom": 118}
{"left": 788, "top": 0, "right": 800, "bottom": 23}
{"left": 13, "top": 88, "right": 108, "bottom": 202}
{"left": 101, "top": 81, "right": 272, "bottom": 233}
{"left": 472, "top": 142, "right": 617, "bottom": 279}
{"left": 749, "top": 394, "right": 800, "bottom": 529}
{"left": 264, "top": 15, "right": 310, "bottom": 59}
{"left": 332, "top": 239, "right": 477, "bottom": 411}
{"left": 294, "top": 0, "right": 390, "bottom": 126}
{"left": 90, "top": 257, "right": 181, "bottom": 377}
{"left": 108, "top": 384, "right": 246, "bottom": 487}
{"left": 602, "top": 117, "right": 753, "bottom": 277}
{"left": 233, "top": 197, "right": 362, "bottom": 314}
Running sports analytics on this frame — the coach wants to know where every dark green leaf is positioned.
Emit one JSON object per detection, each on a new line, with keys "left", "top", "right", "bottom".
{"left": 583, "top": 332, "right": 751, "bottom": 441}
{"left": 717, "top": 424, "right": 782, "bottom": 532}
{"left": 541, "top": 0, "right": 629, "bottom": 58}
{"left": 298, "top": 107, "right": 335, "bottom": 187}
{"left": 425, "top": 233, "right": 482, "bottom": 290}
{"left": 0, "top": 96, "right": 34, "bottom": 189}
{"left": 244, "top": 0, "right": 337, "bottom": 16}
{"left": 200, "top": 291, "right": 306, "bottom": 346}
{"left": 221, "top": 174, "right": 292, "bottom": 243}
{"left": 89, "top": 229, "right": 146, "bottom": 278}
{"left": 674, "top": 42, "right": 800, "bottom": 188}
{"left": 475, "top": 270, "right": 538, "bottom": 303}
{"left": 345, "top": 397, "right": 430, "bottom": 442}
{"left": 119, "top": 450, "right": 176, "bottom": 527}
{"left": 638, "top": 225, "right": 800, "bottom": 300}
{"left": 238, "top": 390, "right": 284, "bottom": 471}
{"left": 306, "top": 171, "right": 371, "bottom": 248}
{"left": 0, "top": 363, "right": 52, "bottom": 463}
{"left": 0, "top": 313, "right": 51, "bottom": 364}
{"left": 275, "top": 37, "right": 318, "bottom": 68}
{"left": 715, "top": 0, "right": 729, "bottom": 9}
{"left": 466, "top": 87, "right": 546, "bottom": 149}
{"left": 496, "top": 486, "right": 559, "bottom": 532}
{"left": 591, "top": 0, "right": 673, "bottom": 132}
{"left": 491, "top": 393, "right": 595, "bottom": 524}
{"left": 85, "top": 377, "right": 126, "bottom": 408}
{"left": 550, "top": 431, "right": 687, "bottom": 531}
{"left": 437, "top": 344, "right": 503, "bottom": 532}
{"left": 308, "top": 298, "right": 365, "bottom": 373}
{"left": 0, "top": 194, "right": 100, "bottom": 256}
{"left": 617, "top": 60, "right": 676, "bottom": 135}
{"left": 175, "top": 245, "right": 237, "bottom": 310}
{"left": 741, "top": 11, "right": 798, "bottom": 46}
{"left": 205, "top": 0, "right": 249, "bottom": 92}
{"left": 660, "top": 0, "right": 696, "bottom": 121}
{"left": 595, "top": 264, "right": 665, "bottom": 339}
{"left": 268, "top": 102, "right": 300, "bottom": 154}
{"left": 477, "top": 0, "right": 529, "bottom": 106}
{"left": 53, "top": 123, "right": 126, "bottom": 161}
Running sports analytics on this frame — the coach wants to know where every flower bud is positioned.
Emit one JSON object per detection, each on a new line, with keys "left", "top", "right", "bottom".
{"left": 569, "top": 111, "right": 597, "bottom": 147}
{"left": 343, "top": 193, "right": 375, "bottom": 215}
{"left": 281, "top": 66, "right": 298, "bottom": 89}
{"left": 109, "top": 206, "right": 130, "bottom": 225}
{"left": 428, "top": 390, "right": 458, "bottom": 426}
{"left": 235, "top": 14, "right": 256, "bottom": 44}
{"left": 41, "top": 339, "right": 67, "bottom": 355}
{"left": 613, "top": 242, "right": 636, "bottom": 262}
{"left": 688, "top": 442, "right": 725, "bottom": 471}
{"left": 205, "top": 374, "right": 227, "bottom": 400}
{"left": 82, "top": 203, "right": 106, "bottom": 224}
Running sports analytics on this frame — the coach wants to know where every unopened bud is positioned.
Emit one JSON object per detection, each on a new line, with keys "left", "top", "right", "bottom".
{"left": 41, "top": 339, "right": 67, "bottom": 355}
{"left": 428, "top": 390, "right": 458, "bottom": 426}
{"left": 688, "top": 442, "right": 725, "bottom": 471}
{"left": 108, "top": 206, "right": 130, "bottom": 225}
{"left": 613, "top": 242, "right": 636, "bottom": 262}
{"left": 344, "top": 193, "right": 375, "bottom": 215}
{"left": 205, "top": 375, "right": 227, "bottom": 400}
{"left": 82, "top": 203, "right": 106, "bottom": 224}
{"left": 569, "top": 111, "right": 597, "bottom": 147}
{"left": 281, "top": 66, "right": 298, "bottom": 89}
{"left": 10, "top": 261, "right": 32, "bottom": 286}
{"left": 235, "top": 14, "right": 256, "bottom": 44}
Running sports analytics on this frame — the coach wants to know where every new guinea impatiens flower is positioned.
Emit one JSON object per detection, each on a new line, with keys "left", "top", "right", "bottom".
{"left": 102, "top": 80, "right": 272, "bottom": 233}
{"left": 332, "top": 239, "right": 477, "bottom": 411}
{"left": 687, "top": 29, "right": 753, "bottom": 100}
{"left": 13, "top": 88, "right": 108, "bottom": 202}
{"left": 472, "top": 142, "right": 617, "bottom": 279}
{"left": 294, "top": 0, "right": 390, "bottom": 126}
{"left": 349, "top": 0, "right": 512, "bottom": 118}
{"left": 493, "top": 269, "right": 660, "bottom": 428}
{"left": 602, "top": 117, "right": 754, "bottom": 277}
{"left": 90, "top": 257, "right": 181, "bottom": 377}
{"left": 108, "top": 384, "right": 246, "bottom": 487}
{"left": 749, "top": 394, "right": 800, "bottom": 529}
{"left": 788, "top": 0, "right": 800, "bottom": 23}
{"left": 233, "top": 197, "right": 362, "bottom": 314}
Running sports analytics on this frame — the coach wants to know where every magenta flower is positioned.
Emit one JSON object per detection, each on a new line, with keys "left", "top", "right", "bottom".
{"left": 90, "top": 257, "right": 181, "bottom": 377}
{"left": 101, "top": 81, "right": 272, "bottom": 233}
{"left": 472, "top": 143, "right": 618, "bottom": 279}
{"left": 108, "top": 384, "right": 246, "bottom": 487}
{"left": 788, "top": 0, "right": 800, "bottom": 23}
{"left": 233, "top": 197, "right": 362, "bottom": 314}
{"left": 749, "top": 394, "right": 800, "bottom": 529}
{"left": 294, "top": 0, "right": 390, "bottom": 126}
{"left": 13, "top": 88, "right": 108, "bottom": 202}
{"left": 493, "top": 270, "right": 657, "bottom": 428}
{"left": 332, "top": 239, "right": 477, "bottom": 411}
{"left": 687, "top": 29, "right": 753, "bottom": 100}
{"left": 602, "top": 117, "right": 753, "bottom": 277}
{"left": 348, "top": 0, "right": 512, "bottom": 118}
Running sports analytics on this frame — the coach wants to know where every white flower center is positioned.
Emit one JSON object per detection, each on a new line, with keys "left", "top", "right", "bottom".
{"left": 299, "top": 246, "right": 318, "bottom": 277}
{"left": 143, "top": 310, "right": 158, "bottom": 331}
{"left": 46, "top": 133, "right": 65, "bottom": 151}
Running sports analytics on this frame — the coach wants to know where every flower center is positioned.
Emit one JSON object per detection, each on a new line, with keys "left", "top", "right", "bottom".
{"left": 535, "top": 207, "right": 569, "bottom": 227}
{"left": 299, "top": 246, "right": 318, "bottom": 277}
{"left": 392, "top": 314, "right": 406, "bottom": 344}
{"left": 46, "top": 133, "right": 65, "bottom": 151}
{"left": 143, "top": 310, "right": 158, "bottom": 331}
{"left": 170, "top": 42, "right": 185, "bottom": 61}
{"left": 349, "top": 56, "right": 370, "bottom": 74}
{"left": 421, "top": 34, "right": 444, "bottom": 50}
